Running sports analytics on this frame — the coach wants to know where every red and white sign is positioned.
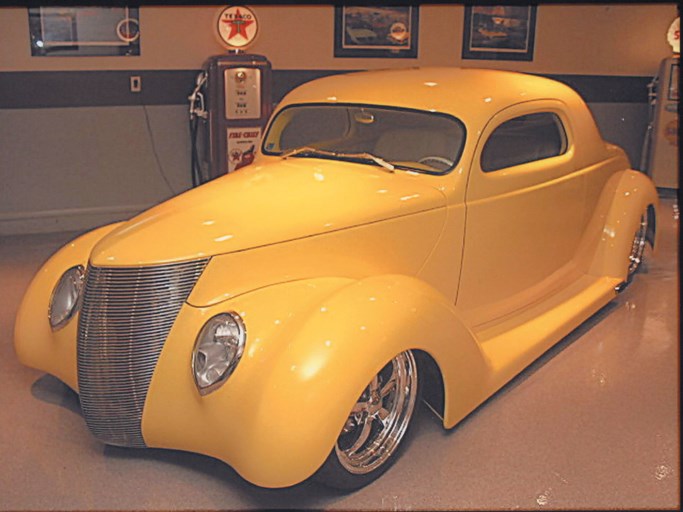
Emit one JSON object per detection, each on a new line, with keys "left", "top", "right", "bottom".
{"left": 667, "top": 17, "right": 679, "bottom": 54}
{"left": 217, "top": 5, "right": 259, "bottom": 49}
{"left": 227, "top": 128, "right": 260, "bottom": 172}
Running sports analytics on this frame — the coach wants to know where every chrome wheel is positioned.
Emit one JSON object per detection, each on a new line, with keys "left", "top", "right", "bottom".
{"left": 334, "top": 351, "right": 418, "bottom": 475}
{"left": 628, "top": 214, "right": 648, "bottom": 276}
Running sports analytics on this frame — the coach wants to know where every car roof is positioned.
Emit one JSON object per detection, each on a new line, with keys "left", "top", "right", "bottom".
{"left": 277, "top": 67, "right": 585, "bottom": 125}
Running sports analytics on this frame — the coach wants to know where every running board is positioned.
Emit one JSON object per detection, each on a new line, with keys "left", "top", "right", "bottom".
{"left": 477, "top": 275, "right": 621, "bottom": 393}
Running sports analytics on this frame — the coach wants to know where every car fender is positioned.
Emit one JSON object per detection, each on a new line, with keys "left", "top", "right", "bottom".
{"left": 142, "top": 274, "right": 490, "bottom": 488}
{"left": 577, "top": 170, "right": 658, "bottom": 282}
{"left": 244, "top": 274, "right": 491, "bottom": 483}
{"left": 13, "top": 222, "right": 124, "bottom": 391}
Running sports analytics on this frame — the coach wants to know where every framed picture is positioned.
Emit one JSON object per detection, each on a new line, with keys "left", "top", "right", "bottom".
{"left": 334, "top": 6, "right": 418, "bottom": 58}
{"left": 28, "top": 6, "right": 140, "bottom": 57}
{"left": 462, "top": 5, "right": 537, "bottom": 61}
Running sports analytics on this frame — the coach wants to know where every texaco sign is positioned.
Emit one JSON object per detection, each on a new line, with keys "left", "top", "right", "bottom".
{"left": 217, "top": 5, "right": 259, "bottom": 49}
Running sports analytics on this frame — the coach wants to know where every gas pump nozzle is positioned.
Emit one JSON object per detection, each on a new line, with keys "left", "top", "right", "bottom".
{"left": 188, "top": 71, "right": 208, "bottom": 120}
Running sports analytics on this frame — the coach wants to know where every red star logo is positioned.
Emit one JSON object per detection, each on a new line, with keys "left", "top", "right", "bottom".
{"left": 222, "top": 9, "right": 254, "bottom": 40}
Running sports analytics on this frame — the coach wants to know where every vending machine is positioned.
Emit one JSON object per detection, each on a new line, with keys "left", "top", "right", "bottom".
{"left": 188, "top": 53, "right": 272, "bottom": 186}
{"left": 643, "top": 56, "right": 679, "bottom": 189}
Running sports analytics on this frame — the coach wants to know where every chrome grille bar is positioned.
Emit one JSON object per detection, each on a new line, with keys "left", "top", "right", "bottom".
{"left": 77, "top": 259, "right": 208, "bottom": 448}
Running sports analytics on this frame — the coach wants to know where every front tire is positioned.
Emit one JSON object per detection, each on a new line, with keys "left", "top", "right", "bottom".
{"left": 316, "top": 350, "right": 419, "bottom": 490}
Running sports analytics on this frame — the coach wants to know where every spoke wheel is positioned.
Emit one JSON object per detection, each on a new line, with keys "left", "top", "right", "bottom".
{"left": 628, "top": 213, "right": 648, "bottom": 277}
{"left": 316, "top": 351, "right": 418, "bottom": 489}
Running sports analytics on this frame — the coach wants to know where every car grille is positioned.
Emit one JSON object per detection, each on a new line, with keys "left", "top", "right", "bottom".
{"left": 77, "top": 259, "right": 208, "bottom": 448}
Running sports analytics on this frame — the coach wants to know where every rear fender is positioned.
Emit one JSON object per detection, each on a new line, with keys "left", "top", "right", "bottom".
{"left": 577, "top": 170, "right": 658, "bottom": 281}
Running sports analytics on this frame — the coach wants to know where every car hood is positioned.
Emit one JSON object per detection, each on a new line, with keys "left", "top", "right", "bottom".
{"left": 90, "top": 158, "right": 446, "bottom": 266}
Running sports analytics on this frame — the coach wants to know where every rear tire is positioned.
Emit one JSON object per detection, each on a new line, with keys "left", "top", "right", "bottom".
{"left": 315, "top": 350, "right": 419, "bottom": 490}
{"left": 627, "top": 213, "right": 648, "bottom": 278}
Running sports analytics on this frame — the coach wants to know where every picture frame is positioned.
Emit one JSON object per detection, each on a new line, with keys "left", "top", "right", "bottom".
{"left": 462, "top": 5, "right": 537, "bottom": 62}
{"left": 334, "top": 6, "right": 418, "bottom": 58}
{"left": 28, "top": 6, "right": 140, "bottom": 57}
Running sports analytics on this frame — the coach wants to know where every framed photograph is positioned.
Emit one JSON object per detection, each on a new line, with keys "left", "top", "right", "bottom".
{"left": 462, "top": 5, "right": 537, "bottom": 61}
{"left": 29, "top": 6, "right": 140, "bottom": 57}
{"left": 334, "top": 6, "right": 418, "bottom": 58}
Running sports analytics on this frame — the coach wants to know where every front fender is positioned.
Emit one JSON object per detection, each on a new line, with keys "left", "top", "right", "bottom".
{"left": 142, "top": 274, "right": 490, "bottom": 488}
{"left": 14, "top": 222, "right": 123, "bottom": 391}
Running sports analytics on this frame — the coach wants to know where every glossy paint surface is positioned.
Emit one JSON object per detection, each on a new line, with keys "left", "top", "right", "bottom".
{"left": 13, "top": 67, "right": 661, "bottom": 487}
{"left": 90, "top": 158, "right": 446, "bottom": 267}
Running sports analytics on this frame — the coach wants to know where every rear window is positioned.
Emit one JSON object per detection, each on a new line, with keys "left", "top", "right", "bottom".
{"left": 481, "top": 112, "right": 568, "bottom": 172}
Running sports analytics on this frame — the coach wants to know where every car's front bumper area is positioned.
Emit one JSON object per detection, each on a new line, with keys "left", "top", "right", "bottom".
{"left": 15, "top": 240, "right": 354, "bottom": 488}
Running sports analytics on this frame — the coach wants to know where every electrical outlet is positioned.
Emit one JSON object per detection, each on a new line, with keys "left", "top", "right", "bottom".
{"left": 130, "top": 75, "right": 142, "bottom": 93}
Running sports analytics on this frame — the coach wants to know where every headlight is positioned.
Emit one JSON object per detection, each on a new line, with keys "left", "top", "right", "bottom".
{"left": 48, "top": 265, "right": 85, "bottom": 330}
{"left": 192, "top": 312, "right": 246, "bottom": 395}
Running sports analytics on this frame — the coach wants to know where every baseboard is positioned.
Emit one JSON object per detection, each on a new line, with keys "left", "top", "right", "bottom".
{"left": 0, "top": 204, "right": 149, "bottom": 235}
{"left": 656, "top": 187, "right": 679, "bottom": 199}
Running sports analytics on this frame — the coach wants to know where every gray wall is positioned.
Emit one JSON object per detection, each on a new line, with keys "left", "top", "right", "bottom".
{"left": 590, "top": 103, "right": 651, "bottom": 171}
{"left": 1, "top": 105, "right": 192, "bottom": 234}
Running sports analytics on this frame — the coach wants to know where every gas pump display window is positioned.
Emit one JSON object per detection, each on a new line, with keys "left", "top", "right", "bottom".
{"left": 263, "top": 104, "right": 466, "bottom": 174}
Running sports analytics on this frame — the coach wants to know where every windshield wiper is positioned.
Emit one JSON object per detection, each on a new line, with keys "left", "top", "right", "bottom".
{"left": 281, "top": 146, "right": 323, "bottom": 159}
{"left": 281, "top": 147, "right": 395, "bottom": 172}
{"left": 350, "top": 152, "right": 395, "bottom": 172}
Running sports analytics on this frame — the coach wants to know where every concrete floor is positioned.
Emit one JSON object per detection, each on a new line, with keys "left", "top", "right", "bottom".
{"left": 0, "top": 197, "right": 679, "bottom": 511}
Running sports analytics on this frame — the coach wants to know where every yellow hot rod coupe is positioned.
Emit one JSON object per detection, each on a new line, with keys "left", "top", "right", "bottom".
{"left": 15, "top": 67, "right": 657, "bottom": 490}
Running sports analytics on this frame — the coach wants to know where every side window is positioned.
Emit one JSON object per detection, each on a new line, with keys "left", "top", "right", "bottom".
{"left": 481, "top": 112, "right": 568, "bottom": 172}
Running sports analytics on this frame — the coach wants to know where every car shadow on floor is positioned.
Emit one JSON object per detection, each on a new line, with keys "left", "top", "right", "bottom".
{"left": 103, "top": 444, "right": 337, "bottom": 508}
{"left": 29, "top": 373, "right": 356, "bottom": 508}
{"left": 31, "top": 373, "right": 81, "bottom": 415}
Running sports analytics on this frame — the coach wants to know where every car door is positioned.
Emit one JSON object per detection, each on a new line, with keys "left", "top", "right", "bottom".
{"left": 456, "top": 100, "right": 587, "bottom": 329}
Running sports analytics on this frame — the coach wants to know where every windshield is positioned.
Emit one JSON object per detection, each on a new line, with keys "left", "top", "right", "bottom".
{"left": 262, "top": 103, "right": 466, "bottom": 174}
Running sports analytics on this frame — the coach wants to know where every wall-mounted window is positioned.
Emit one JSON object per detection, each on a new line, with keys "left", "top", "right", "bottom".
{"left": 481, "top": 112, "right": 567, "bottom": 172}
{"left": 28, "top": 6, "right": 140, "bottom": 57}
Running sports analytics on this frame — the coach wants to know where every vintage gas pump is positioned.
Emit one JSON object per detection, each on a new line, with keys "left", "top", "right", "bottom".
{"left": 641, "top": 18, "right": 679, "bottom": 190}
{"left": 644, "top": 56, "right": 679, "bottom": 189}
{"left": 188, "top": 6, "right": 272, "bottom": 186}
